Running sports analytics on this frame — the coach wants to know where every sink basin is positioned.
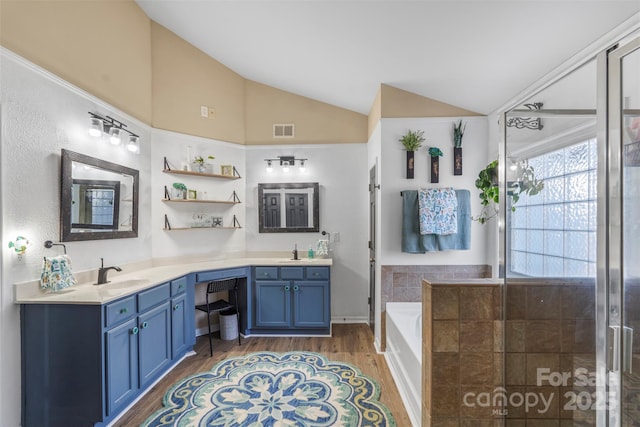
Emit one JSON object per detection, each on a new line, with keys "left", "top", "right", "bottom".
{"left": 98, "top": 279, "right": 150, "bottom": 290}
{"left": 276, "top": 258, "right": 319, "bottom": 263}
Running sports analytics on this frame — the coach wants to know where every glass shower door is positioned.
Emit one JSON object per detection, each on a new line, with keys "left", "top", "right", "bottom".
{"left": 607, "top": 36, "right": 640, "bottom": 426}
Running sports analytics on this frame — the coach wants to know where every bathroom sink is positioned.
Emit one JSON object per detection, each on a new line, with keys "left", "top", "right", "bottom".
{"left": 276, "top": 258, "right": 320, "bottom": 263}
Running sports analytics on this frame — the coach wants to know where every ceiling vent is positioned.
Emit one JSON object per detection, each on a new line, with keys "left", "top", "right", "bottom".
{"left": 273, "top": 124, "right": 295, "bottom": 139}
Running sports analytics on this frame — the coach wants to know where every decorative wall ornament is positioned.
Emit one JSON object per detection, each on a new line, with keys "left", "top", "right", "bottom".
{"left": 506, "top": 102, "right": 544, "bottom": 130}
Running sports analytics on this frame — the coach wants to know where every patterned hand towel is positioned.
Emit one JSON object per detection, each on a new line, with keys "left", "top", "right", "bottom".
{"left": 418, "top": 188, "right": 458, "bottom": 235}
{"left": 40, "top": 255, "right": 78, "bottom": 292}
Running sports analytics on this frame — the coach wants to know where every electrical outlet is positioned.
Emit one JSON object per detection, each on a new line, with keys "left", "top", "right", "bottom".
{"left": 208, "top": 108, "right": 216, "bottom": 119}
{"left": 332, "top": 232, "right": 340, "bottom": 242}
{"left": 200, "top": 106, "right": 208, "bottom": 118}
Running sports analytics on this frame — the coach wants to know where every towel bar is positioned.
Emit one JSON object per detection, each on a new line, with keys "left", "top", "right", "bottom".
{"left": 44, "top": 240, "right": 67, "bottom": 255}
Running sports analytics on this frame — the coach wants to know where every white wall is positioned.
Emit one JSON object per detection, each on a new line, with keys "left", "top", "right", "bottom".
{"left": 245, "top": 144, "right": 370, "bottom": 323}
{"left": 0, "top": 50, "right": 152, "bottom": 427}
{"left": 379, "top": 117, "right": 490, "bottom": 265}
{"left": 150, "top": 129, "right": 246, "bottom": 258}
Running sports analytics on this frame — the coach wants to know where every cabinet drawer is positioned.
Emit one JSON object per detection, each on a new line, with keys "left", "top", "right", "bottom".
{"left": 138, "top": 283, "right": 170, "bottom": 312}
{"left": 306, "top": 267, "right": 329, "bottom": 280}
{"left": 281, "top": 267, "right": 304, "bottom": 280}
{"left": 196, "top": 268, "right": 247, "bottom": 283}
{"left": 105, "top": 296, "right": 136, "bottom": 328}
{"left": 255, "top": 267, "right": 278, "bottom": 280}
{"left": 171, "top": 277, "right": 187, "bottom": 296}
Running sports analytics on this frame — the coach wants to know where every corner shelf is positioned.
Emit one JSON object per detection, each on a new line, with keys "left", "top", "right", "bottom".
{"left": 163, "top": 214, "right": 242, "bottom": 231}
{"left": 161, "top": 199, "right": 240, "bottom": 205}
{"left": 163, "top": 157, "right": 241, "bottom": 180}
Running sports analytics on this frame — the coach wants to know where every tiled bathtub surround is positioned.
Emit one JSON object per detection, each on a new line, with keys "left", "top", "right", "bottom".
{"left": 381, "top": 265, "right": 492, "bottom": 309}
{"left": 422, "top": 279, "right": 503, "bottom": 426}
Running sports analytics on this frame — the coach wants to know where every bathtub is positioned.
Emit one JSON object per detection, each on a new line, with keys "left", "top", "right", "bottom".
{"left": 385, "top": 302, "right": 421, "bottom": 427}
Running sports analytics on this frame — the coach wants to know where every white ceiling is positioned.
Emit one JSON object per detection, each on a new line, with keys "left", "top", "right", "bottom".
{"left": 136, "top": 1, "right": 639, "bottom": 116}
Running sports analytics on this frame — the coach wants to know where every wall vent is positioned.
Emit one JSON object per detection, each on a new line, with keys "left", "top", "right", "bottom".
{"left": 273, "top": 124, "right": 295, "bottom": 139}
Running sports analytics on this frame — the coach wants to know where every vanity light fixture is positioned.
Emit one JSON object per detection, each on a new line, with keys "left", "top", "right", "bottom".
{"left": 88, "top": 112, "right": 140, "bottom": 149}
{"left": 264, "top": 156, "right": 308, "bottom": 173}
{"left": 127, "top": 135, "right": 140, "bottom": 153}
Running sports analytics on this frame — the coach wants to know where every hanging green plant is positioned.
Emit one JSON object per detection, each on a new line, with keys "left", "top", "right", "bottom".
{"left": 399, "top": 130, "right": 426, "bottom": 151}
{"left": 474, "top": 160, "right": 544, "bottom": 224}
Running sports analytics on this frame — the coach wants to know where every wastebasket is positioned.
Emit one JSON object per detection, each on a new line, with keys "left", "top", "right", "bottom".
{"left": 219, "top": 308, "right": 238, "bottom": 341}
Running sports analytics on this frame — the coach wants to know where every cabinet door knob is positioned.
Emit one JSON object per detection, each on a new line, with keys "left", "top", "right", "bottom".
{"left": 173, "top": 304, "right": 180, "bottom": 311}
{"left": 141, "top": 321, "right": 149, "bottom": 329}
{"left": 293, "top": 285, "right": 299, "bottom": 291}
{"left": 284, "top": 285, "right": 290, "bottom": 291}
{"left": 131, "top": 327, "right": 139, "bottom": 335}
{"left": 120, "top": 307, "right": 128, "bottom": 314}
{"left": 178, "top": 284, "right": 184, "bottom": 290}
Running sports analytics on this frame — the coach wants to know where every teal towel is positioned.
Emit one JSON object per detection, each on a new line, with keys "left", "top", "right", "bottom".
{"left": 437, "top": 190, "right": 471, "bottom": 250}
{"left": 402, "top": 190, "right": 437, "bottom": 252}
{"left": 402, "top": 189, "right": 471, "bottom": 252}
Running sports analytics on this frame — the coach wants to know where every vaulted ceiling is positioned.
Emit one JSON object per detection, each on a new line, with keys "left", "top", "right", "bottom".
{"left": 137, "top": 1, "right": 639, "bottom": 115}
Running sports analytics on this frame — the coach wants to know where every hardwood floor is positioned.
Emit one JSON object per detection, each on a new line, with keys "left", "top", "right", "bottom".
{"left": 114, "top": 324, "right": 412, "bottom": 426}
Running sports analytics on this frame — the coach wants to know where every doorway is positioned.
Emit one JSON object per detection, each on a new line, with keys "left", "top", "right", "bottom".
{"left": 501, "top": 35, "right": 640, "bottom": 425}
{"left": 369, "top": 165, "right": 378, "bottom": 333}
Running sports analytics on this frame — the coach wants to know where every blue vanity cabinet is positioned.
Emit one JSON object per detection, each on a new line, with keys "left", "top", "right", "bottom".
{"left": 105, "top": 317, "right": 139, "bottom": 416}
{"left": 254, "top": 280, "right": 292, "bottom": 327}
{"left": 21, "top": 276, "right": 194, "bottom": 427}
{"left": 252, "top": 266, "right": 330, "bottom": 334}
{"left": 170, "top": 276, "right": 190, "bottom": 358}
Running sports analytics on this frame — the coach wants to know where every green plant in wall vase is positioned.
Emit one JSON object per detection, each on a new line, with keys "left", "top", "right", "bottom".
{"left": 400, "top": 129, "right": 425, "bottom": 179}
{"left": 453, "top": 120, "right": 466, "bottom": 175}
{"left": 474, "top": 160, "right": 544, "bottom": 224}
{"left": 428, "top": 147, "right": 443, "bottom": 183}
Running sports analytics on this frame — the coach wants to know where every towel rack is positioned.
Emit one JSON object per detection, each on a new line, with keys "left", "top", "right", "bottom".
{"left": 44, "top": 240, "right": 67, "bottom": 255}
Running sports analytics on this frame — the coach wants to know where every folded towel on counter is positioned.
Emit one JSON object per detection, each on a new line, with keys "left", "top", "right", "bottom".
{"left": 402, "top": 189, "right": 471, "bottom": 252}
{"left": 418, "top": 187, "right": 458, "bottom": 235}
{"left": 40, "top": 255, "right": 77, "bottom": 292}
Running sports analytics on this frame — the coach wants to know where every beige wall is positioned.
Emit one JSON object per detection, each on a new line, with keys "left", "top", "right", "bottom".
{"left": 245, "top": 80, "right": 367, "bottom": 145}
{"left": 380, "top": 84, "right": 482, "bottom": 118}
{"left": 1, "top": 2, "right": 479, "bottom": 146}
{"left": 150, "top": 22, "right": 246, "bottom": 144}
{"left": 0, "top": 0, "right": 152, "bottom": 124}
{"left": 368, "top": 86, "right": 382, "bottom": 137}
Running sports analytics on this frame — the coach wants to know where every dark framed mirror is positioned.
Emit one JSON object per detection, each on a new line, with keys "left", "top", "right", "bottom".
{"left": 258, "top": 182, "right": 319, "bottom": 233}
{"left": 61, "top": 149, "right": 139, "bottom": 241}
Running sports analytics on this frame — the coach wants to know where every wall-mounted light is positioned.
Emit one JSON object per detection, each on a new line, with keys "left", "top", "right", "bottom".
{"left": 264, "top": 156, "right": 308, "bottom": 173}
{"left": 8, "top": 235, "right": 31, "bottom": 255}
{"left": 88, "top": 112, "right": 140, "bottom": 153}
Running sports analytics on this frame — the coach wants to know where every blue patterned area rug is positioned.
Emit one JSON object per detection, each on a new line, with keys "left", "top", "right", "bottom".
{"left": 142, "top": 351, "right": 397, "bottom": 427}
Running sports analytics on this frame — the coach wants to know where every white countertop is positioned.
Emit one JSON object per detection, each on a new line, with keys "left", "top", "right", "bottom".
{"left": 15, "top": 255, "right": 332, "bottom": 305}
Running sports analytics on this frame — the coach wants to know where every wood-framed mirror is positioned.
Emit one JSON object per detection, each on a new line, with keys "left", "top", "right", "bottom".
{"left": 61, "top": 149, "right": 139, "bottom": 241}
{"left": 258, "top": 182, "right": 319, "bottom": 233}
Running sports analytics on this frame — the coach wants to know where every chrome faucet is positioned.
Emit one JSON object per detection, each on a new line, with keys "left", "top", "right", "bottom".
{"left": 97, "top": 258, "right": 122, "bottom": 284}
{"left": 292, "top": 243, "right": 299, "bottom": 260}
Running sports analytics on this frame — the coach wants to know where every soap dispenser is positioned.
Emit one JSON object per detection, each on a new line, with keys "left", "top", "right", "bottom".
{"left": 308, "top": 246, "right": 315, "bottom": 259}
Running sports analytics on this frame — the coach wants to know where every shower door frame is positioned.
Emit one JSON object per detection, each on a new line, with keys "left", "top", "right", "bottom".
{"left": 498, "top": 22, "right": 640, "bottom": 426}
{"left": 599, "top": 35, "right": 640, "bottom": 427}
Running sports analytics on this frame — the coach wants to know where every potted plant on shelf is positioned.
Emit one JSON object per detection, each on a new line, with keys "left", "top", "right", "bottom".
{"left": 193, "top": 155, "right": 215, "bottom": 173}
{"left": 473, "top": 160, "right": 544, "bottom": 224}
{"left": 428, "top": 147, "right": 443, "bottom": 183}
{"left": 452, "top": 120, "right": 466, "bottom": 175}
{"left": 399, "top": 130, "right": 425, "bottom": 179}
{"left": 172, "top": 182, "right": 187, "bottom": 200}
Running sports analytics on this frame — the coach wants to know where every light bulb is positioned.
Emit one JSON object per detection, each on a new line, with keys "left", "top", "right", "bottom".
{"left": 109, "top": 127, "right": 122, "bottom": 145}
{"left": 299, "top": 160, "right": 306, "bottom": 172}
{"left": 282, "top": 161, "right": 290, "bottom": 172}
{"left": 127, "top": 135, "right": 139, "bottom": 153}
{"left": 266, "top": 160, "right": 273, "bottom": 172}
{"left": 89, "top": 118, "right": 103, "bottom": 137}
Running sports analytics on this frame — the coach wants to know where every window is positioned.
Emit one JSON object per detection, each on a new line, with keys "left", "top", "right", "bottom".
{"left": 509, "top": 138, "right": 597, "bottom": 277}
